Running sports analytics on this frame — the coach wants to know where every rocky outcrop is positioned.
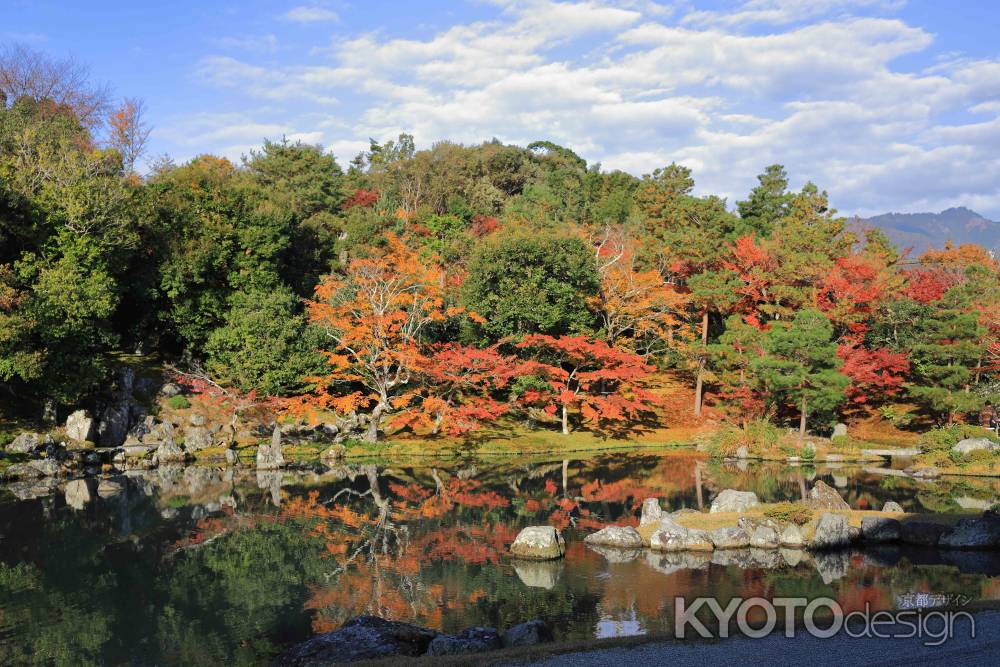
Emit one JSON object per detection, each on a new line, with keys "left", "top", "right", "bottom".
{"left": 427, "top": 627, "right": 500, "bottom": 656}
{"left": 65, "top": 410, "right": 97, "bottom": 442}
{"left": 710, "top": 489, "right": 759, "bottom": 513}
{"left": 510, "top": 526, "right": 565, "bottom": 560}
{"left": 953, "top": 438, "right": 998, "bottom": 455}
{"left": 584, "top": 525, "right": 644, "bottom": 549}
{"left": 272, "top": 615, "right": 438, "bottom": 666}
{"left": 803, "top": 480, "right": 850, "bottom": 510}
{"left": 256, "top": 427, "right": 285, "bottom": 470}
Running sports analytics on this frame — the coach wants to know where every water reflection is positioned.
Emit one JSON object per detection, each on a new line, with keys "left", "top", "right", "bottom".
{"left": 1, "top": 452, "right": 999, "bottom": 666}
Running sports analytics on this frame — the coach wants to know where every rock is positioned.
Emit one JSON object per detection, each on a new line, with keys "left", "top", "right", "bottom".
{"left": 272, "top": 615, "right": 438, "bottom": 666}
{"left": 832, "top": 423, "right": 848, "bottom": 438}
{"left": 639, "top": 497, "right": 663, "bottom": 525}
{"left": 939, "top": 514, "right": 1000, "bottom": 549}
{"left": 900, "top": 521, "right": 949, "bottom": 546}
{"left": 501, "top": 620, "right": 553, "bottom": 648}
{"left": 584, "top": 525, "right": 644, "bottom": 549}
{"left": 882, "top": 501, "right": 904, "bottom": 513}
{"left": 953, "top": 438, "right": 999, "bottom": 455}
{"left": 710, "top": 489, "right": 760, "bottom": 513}
{"left": 810, "top": 513, "right": 850, "bottom": 550}
{"left": 98, "top": 404, "right": 131, "bottom": 447}
{"left": 781, "top": 548, "right": 805, "bottom": 567}
{"left": 320, "top": 445, "right": 347, "bottom": 464}
{"left": 123, "top": 442, "right": 157, "bottom": 459}
{"left": 153, "top": 439, "right": 187, "bottom": 464}
{"left": 64, "top": 478, "right": 95, "bottom": 509}
{"left": 710, "top": 527, "right": 751, "bottom": 549}
{"left": 256, "top": 427, "right": 285, "bottom": 470}
{"left": 510, "top": 526, "right": 565, "bottom": 560}
{"left": 586, "top": 544, "right": 642, "bottom": 563}
{"left": 189, "top": 414, "right": 207, "bottom": 427}
{"left": 814, "top": 551, "right": 850, "bottom": 584}
{"left": 750, "top": 525, "right": 780, "bottom": 549}
{"left": 652, "top": 528, "right": 713, "bottom": 552}
{"left": 7, "top": 432, "right": 41, "bottom": 454}
{"left": 65, "top": 410, "right": 98, "bottom": 442}
{"left": 182, "top": 426, "right": 213, "bottom": 451}
{"left": 7, "top": 479, "right": 59, "bottom": 500}
{"left": 159, "top": 382, "right": 182, "bottom": 397}
{"left": 804, "top": 480, "right": 850, "bottom": 510}
{"left": 780, "top": 524, "right": 805, "bottom": 548}
{"left": 224, "top": 448, "right": 239, "bottom": 466}
{"left": 96, "top": 478, "right": 124, "bottom": 498}
{"left": 735, "top": 445, "right": 750, "bottom": 459}
{"left": 513, "top": 560, "right": 563, "bottom": 588}
{"left": 426, "top": 627, "right": 500, "bottom": 656}
{"left": 861, "top": 517, "right": 901, "bottom": 543}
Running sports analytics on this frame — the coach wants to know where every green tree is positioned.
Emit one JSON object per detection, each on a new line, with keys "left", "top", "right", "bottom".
{"left": 755, "top": 309, "right": 849, "bottom": 437}
{"left": 464, "top": 232, "right": 599, "bottom": 340}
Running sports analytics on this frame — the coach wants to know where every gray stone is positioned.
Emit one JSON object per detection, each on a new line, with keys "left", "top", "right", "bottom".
{"left": 735, "top": 445, "right": 750, "bottom": 459}
{"left": 189, "top": 413, "right": 207, "bottom": 427}
{"left": 710, "top": 489, "right": 759, "bottom": 513}
{"left": 272, "top": 615, "right": 438, "bottom": 666}
{"left": 882, "top": 501, "right": 904, "bottom": 513}
{"left": 750, "top": 525, "right": 781, "bottom": 549}
{"left": 64, "top": 478, "right": 95, "bottom": 509}
{"left": 426, "top": 627, "right": 500, "bottom": 656}
{"left": 7, "top": 432, "right": 41, "bottom": 454}
{"left": 98, "top": 404, "right": 130, "bottom": 447}
{"left": 939, "top": 515, "right": 1000, "bottom": 549}
{"left": 861, "top": 517, "right": 901, "bottom": 543}
{"left": 901, "top": 521, "right": 949, "bottom": 546}
{"left": 182, "top": 426, "right": 213, "bottom": 451}
{"left": 123, "top": 442, "right": 157, "bottom": 459}
{"left": 320, "top": 444, "right": 346, "bottom": 464}
{"left": 159, "top": 382, "right": 182, "bottom": 397}
{"left": 510, "top": 526, "right": 565, "bottom": 560}
{"left": 651, "top": 528, "right": 713, "bottom": 552}
{"left": 780, "top": 524, "right": 805, "bottom": 548}
{"left": 953, "top": 438, "right": 999, "bottom": 455}
{"left": 639, "top": 497, "right": 663, "bottom": 525}
{"left": 804, "top": 480, "right": 850, "bottom": 510}
{"left": 584, "top": 525, "right": 644, "bottom": 549}
{"left": 65, "top": 410, "right": 98, "bottom": 442}
{"left": 153, "top": 439, "right": 187, "bottom": 464}
{"left": 832, "top": 423, "right": 849, "bottom": 438}
{"left": 810, "top": 513, "right": 850, "bottom": 550}
{"left": 501, "top": 620, "right": 552, "bottom": 648}
{"left": 513, "top": 560, "right": 563, "bottom": 589}
{"left": 224, "top": 448, "right": 239, "bottom": 466}
{"left": 711, "top": 527, "right": 751, "bottom": 549}
{"left": 256, "top": 427, "right": 285, "bottom": 470}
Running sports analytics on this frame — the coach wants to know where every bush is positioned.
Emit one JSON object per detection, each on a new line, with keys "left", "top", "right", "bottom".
{"left": 800, "top": 443, "right": 816, "bottom": 460}
{"left": 167, "top": 395, "right": 191, "bottom": 410}
{"left": 763, "top": 502, "right": 813, "bottom": 525}
{"left": 919, "top": 425, "right": 999, "bottom": 453}
{"left": 707, "top": 419, "right": 785, "bottom": 457}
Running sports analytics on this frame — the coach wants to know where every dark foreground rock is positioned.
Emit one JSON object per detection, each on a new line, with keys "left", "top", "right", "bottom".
{"left": 272, "top": 616, "right": 438, "bottom": 666}
{"left": 427, "top": 626, "right": 501, "bottom": 656}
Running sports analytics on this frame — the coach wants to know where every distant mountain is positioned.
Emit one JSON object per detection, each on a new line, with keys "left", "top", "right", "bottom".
{"left": 852, "top": 207, "right": 1000, "bottom": 257}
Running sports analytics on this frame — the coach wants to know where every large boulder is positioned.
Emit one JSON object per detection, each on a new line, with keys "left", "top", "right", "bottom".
{"left": 426, "top": 627, "right": 500, "bottom": 656}
{"left": 900, "top": 521, "right": 949, "bottom": 546}
{"left": 64, "top": 478, "right": 95, "bottom": 510}
{"left": 256, "top": 427, "right": 285, "bottom": 470}
{"left": 97, "top": 404, "right": 131, "bottom": 447}
{"left": 6, "top": 458, "right": 61, "bottom": 479}
{"left": 183, "top": 426, "right": 213, "bottom": 451}
{"left": 709, "top": 489, "right": 759, "bottom": 513}
{"left": 584, "top": 525, "right": 644, "bottom": 549}
{"left": 804, "top": 480, "right": 850, "bottom": 510}
{"left": 780, "top": 524, "right": 805, "bottom": 548}
{"left": 861, "top": 517, "right": 901, "bottom": 543}
{"left": 953, "top": 438, "right": 999, "bottom": 455}
{"left": 710, "top": 527, "right": 751, "bottom": 549}
{"left": 832, "top": 423, "right": 849, "bottom": 438}
{"left": 6, "top": 432, "right": 41, "bottom": 454}
{"left": 510, "top": 526, "right": 565, "bottom": 560}
{"left": 501, "top": 620, "right": 553, "bottom": 648}
{"left": 272, "top": 615, "right": 438, "bottom": 666}
{"left": 639, "top": 498, "right": 663, "bottom": 525}
{"left": 65, "top": 410, "right": 97, "bottom": 442}
{"left": 939, "top": 514, "right": 1000, "bottom": 549}
{"left": 153, "top": 439, "right": 187, "bottom": 465}
{"left": 810, "top": 513, "right": 850, "bottom": 550}
{"left": 881, "top": 501, "right": 904, "bottom": 513}
{"left": 750, "top": 525, "right": 780, "bottom": 549}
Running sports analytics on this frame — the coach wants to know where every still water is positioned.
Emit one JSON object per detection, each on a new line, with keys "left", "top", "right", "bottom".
{"left": 2, "top": 450, "right": 999, "bottom": 665}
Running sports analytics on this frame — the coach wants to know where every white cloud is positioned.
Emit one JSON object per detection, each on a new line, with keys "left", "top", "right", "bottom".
{"left": 175, "top": 0, "right": 1000, "bottom": 218}
{"left": 284, "top": 5, "right": 339, "bottom": 23}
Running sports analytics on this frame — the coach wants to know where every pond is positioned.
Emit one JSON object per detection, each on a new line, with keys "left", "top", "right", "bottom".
{"left": 2, "top": 450, "right": 1000, "bottom": 665}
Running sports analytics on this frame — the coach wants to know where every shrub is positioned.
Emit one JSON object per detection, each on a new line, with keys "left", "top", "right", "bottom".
{"left": 763, "top": 502, "right": 813, "bottom": 525}
{"left": 167, "top": 395, "right": 191, "bottom": 410}
{"left": 800, "top": 443, "right": 816, "bottom": 460}
{"left": 919, "top": 425, "right": 999, "bottom": 453}
{"left": 707, "top": 419, "right": 785, "bottom": 457}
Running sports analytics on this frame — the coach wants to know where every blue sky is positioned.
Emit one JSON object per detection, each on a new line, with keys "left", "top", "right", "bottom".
{"left": 5, "top": 0, "right": 1000, "bottom": 218}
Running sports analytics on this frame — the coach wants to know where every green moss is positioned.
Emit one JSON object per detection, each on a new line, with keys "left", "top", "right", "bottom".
{"left": 166, "top": 395, "right": 191, "bottom": 410}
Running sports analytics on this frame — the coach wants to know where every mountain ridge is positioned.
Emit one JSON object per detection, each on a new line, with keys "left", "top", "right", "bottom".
{"left": 852, "top": 206, "right": 1000, "bottom": 256}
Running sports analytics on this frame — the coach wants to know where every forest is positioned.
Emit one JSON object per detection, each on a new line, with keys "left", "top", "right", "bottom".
{"left": 2, "top": 44, "right": 999, "bottom": 449}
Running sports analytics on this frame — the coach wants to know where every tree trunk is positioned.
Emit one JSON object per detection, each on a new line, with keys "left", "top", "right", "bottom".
{"left": 799, "top": 394, "right": 808, "bottom": 440}
{"left": 561, "top": 405, "right": 569, "bottom": 435}
{"left": 364, "top": 400, "right": 387, "bottom": 443}
{"left": 694, "top": 310, "right": 709, "bottom": 417}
